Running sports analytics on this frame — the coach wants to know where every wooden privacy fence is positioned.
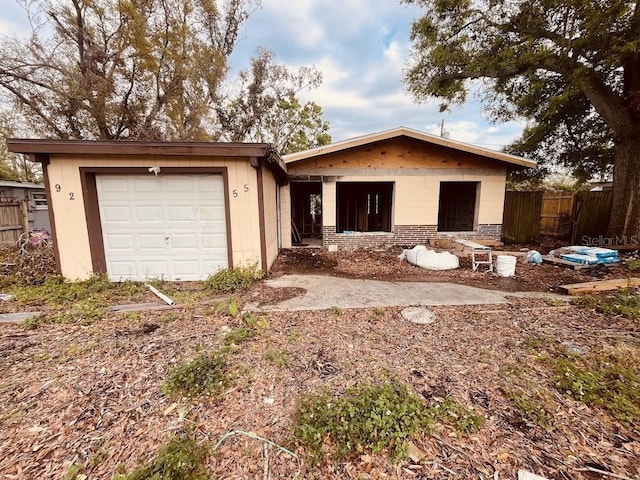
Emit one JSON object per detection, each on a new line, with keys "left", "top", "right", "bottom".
{"left": 540, "top": 193, "right": 574, "bottom": 237}
{"left": 502, "top": 191, "right": 543, "bottom": 244}
{"left": 570, "top": 190, "right": 614, "bottom": 244}
{"left": 0, "top": 200, "right": 28, "bottom": 244}
{"left": 502, "top": 190, "right": 613, "bottom": 244}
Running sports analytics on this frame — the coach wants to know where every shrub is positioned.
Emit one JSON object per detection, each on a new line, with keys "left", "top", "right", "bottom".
{"left": 205, "top": 265, "right": 262, "bottom": 293}
{"left": 162, "top": 351, "right": 230, "bottom": 398}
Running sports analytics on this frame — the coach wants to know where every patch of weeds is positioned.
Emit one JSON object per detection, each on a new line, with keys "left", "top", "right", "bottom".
{"left": 288, "top": 330, "right": 301, "bottom": 343}
{"left": 205, "top": 265, "right": 262, "bottom": 293}
{"left": 221, "top": 325, "right": 257, "bottom": 346}
{"left": 329, "top": 306, "right": 343, "bottom": 316}
{"left": 24, "top": 299, "right": 106, "bottom": 329}
{"left": 162, "top": 350, "right": 230, "bottom": 398}
{"left": 221, "top": 312, "right": 268, "bottom": 348}
{"left": 159, "top": 311, "right": 180, "bottom": 323}
{"left": 575, "top": 289, "right": 640, "bottom": 320}
{"left": 215, "top": 297, "right": 239, "bottom": 317}
{"left": 264, "top": 348, "right": 291, "bottom": 367}
{"left": 504, "top": 387, "right": 555, "bottom": 429}
{"left": 625, "top": 259, "right": 640, "bottom": 272}
{"left": 122, "top": 311, "right": 142, "bottom": 321}
{"left": 115, "top": 431, "right": 210, "bottom": 480}
{"left": 10, "top": 274, "right": 147, "bottom": 308}
{"left": 523, "top": 336, "right": 547, "bottom": 351}
{"left": 430, "top": 396, "right": 486, "bottom": 434}
{"left": 544, "top": 297, "right": 566, "bottom": 307}
{"left": 88, "top": 448, "right": 108, "bottom": 469}
{"left": 63, "top": 464, "right": 85, "bottom": 480}
{"left": 552, "top": 346, "right": 640, "bottom": 427}
{"left": 292, "top": 379, "right": 484, "bottom": 465}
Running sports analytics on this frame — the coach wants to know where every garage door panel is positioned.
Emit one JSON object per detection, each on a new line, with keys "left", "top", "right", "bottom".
{"left": 97, "top": 174, "right": 228, "bottom": 281}
{"left": 135, "top": 206, "right": 164, "bottom": 222}
{"left": 105, "top": 234, "right": 135, "bottom": 250}
{"left": 138, "top": 234, "right": 167, "bottom": 249}
{"left": 167, "top": 206, "right": 196, "bottom": 222}
{"left": 170, "top": 234, "right": 198, "bottom": 249}
{"left": 102, "top": 206, "right": 132, "bottom": 222}
{"left": 100, "top": 177, "right": 130, "bottom": 193}
{"left": 133, "top": 177, "right": 162, "bottom": 192}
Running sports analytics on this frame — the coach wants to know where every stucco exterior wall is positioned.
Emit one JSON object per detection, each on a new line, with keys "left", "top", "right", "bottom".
{"left": 47, "top": 154, "right": 264, "bottom": 280}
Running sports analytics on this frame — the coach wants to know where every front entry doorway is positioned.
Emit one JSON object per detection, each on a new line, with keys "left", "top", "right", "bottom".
{"left": 290, "top": 182, "right": 322, "bottom": 245}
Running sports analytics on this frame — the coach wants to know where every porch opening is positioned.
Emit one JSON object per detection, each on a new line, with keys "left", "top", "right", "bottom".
{"left": 336, "top": 182, "right": 393, "bottom": 233}
{"left": 437, "top": 181, "right": 479, "bottom": 231}
{"left": 290, "top": 182, "right": 322, "bottom": 243}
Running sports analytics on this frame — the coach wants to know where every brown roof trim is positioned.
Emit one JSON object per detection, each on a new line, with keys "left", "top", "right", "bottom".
{"left": 6, "top": 138, "right": 288, "bottom": 178}
{"left": 283, "top": 126, "right": 537, "bottom": 169}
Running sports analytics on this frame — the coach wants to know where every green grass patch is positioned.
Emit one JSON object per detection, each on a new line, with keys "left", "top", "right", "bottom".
{"left": 292, "top": 379, "right": 484, "bottom": 465}
{"left": 575, "top": 288, "right": 640, "bottom": 320}
{"left": 115, "top": 431, "right": 210, "bottom": 480}
{"left": 205, "top": 265, "right": 262, "bottom": 293}
{"left": 162, "top": 350, "right": 230, "bottom": 399}
{"left": 552, "top": 346, "right": 640, "bottom": 427}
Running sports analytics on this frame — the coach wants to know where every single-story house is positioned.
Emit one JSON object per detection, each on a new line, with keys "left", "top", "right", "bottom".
{"left": 280, "top": 127, "right": 536, "bottom": 249}
{"left": 6, "top": 139, "right": 287, "bottom": 281}
{"left": 0, "top": 180, "right": 50, "bottom": 243}
{"left": 7, "top": 127, "right": 535, "bottom": 281}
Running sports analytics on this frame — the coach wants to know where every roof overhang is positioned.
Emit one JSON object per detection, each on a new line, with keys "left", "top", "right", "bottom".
{"left": 283, "top": 126, "right": 536, "bottom": 169}
{"left": 7, "top": 139, "right": 288, "bottom": 178}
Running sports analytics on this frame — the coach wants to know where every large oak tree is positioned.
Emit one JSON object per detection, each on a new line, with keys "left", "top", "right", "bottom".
{"left": 404, "top": 0, "right": 640, "bottom": 238}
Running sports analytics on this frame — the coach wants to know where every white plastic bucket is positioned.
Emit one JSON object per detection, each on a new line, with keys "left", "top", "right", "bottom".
{"left": 496, "top": 255, "right": 516, "bottom": 277}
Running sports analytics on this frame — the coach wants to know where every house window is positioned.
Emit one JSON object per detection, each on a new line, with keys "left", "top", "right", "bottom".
{"left": 31, "top": 192, "right": 48, "bottom": 210}
{"left": 336, "top": 182, "right": 393, "bottom": 232}
{"left": 437, "top": 182, "right": 478, "bottom": 231}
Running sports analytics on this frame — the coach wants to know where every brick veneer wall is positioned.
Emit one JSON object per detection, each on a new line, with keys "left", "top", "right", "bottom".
{"left": 322, "top": 224, "right": 502, "bottom": 248}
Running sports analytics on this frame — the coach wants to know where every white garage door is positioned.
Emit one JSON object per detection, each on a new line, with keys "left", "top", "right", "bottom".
{"left": 96, "top": 174, "right": 228, "bottom": 281}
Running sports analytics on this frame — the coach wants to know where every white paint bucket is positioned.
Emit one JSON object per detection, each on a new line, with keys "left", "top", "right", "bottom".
{"left": 496, "top": 255, "right": 517, "bottom": 277}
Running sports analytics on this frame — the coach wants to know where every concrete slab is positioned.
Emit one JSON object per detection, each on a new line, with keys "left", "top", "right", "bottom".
{"left": 0, "top": 311, "right": 42, "bottom": 323}
{"left": 258, "top": 274, "right": 565, "bottom": 312}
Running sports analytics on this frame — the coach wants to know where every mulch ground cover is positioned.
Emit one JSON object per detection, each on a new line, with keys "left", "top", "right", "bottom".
{"left": 0, "top": 245, "right": 639, "bottom": 479}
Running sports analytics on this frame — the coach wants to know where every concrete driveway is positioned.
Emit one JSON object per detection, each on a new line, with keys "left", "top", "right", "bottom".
{"left": 252, "top": 274, "right": 566, "bottom": 311}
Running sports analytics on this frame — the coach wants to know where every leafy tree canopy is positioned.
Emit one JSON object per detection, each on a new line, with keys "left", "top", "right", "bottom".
{"left": 0, "top": 0, "right": 330, "bottom": 152}
{"left": 404, "top": 0, "right": 640, "bottom": 236}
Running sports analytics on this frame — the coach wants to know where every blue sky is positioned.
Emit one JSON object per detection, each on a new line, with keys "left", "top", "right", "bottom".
{"left": 1, "top": 0, "right": 525, "bottom": 150}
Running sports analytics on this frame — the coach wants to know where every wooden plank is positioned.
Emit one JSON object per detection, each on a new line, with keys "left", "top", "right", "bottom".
{"left": 559, "top": 278, "right": 640, "bottom": 295}
{"left": 541, "top": 255, "right": 595, "bottom": 270}
{"left": 0, "top": 225, "right": 22, "bottom": 232}
{"left": 605, "top": 244, "right": 640, "bottom": 251}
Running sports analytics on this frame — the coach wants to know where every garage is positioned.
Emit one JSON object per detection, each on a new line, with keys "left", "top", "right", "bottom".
{"left": 6, "top": 140, "right": 287, "bottom": 281}
{"left": 96, "top": 173, "right": 228, "bottom": 281}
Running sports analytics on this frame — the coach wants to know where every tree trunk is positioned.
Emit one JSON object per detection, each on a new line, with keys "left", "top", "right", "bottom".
{"left": 608, "top": 137, "right": 640, "bottom": 242}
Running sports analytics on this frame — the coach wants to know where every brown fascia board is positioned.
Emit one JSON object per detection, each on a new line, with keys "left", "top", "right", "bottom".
{"left": 6, "top": 138, "right": 288, "bottom": 178}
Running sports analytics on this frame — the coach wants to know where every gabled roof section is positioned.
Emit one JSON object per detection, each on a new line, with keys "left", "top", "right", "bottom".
{"left": 6, "top": 139, "right": 288, "bottom": 178}
{"left": 283, "top": 126, "right": 536, "bottom": 169}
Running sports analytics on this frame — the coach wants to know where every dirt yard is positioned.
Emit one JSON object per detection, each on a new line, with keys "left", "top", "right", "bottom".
{"left": 0, "top": 247, "right": 639, "bottom": 480}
